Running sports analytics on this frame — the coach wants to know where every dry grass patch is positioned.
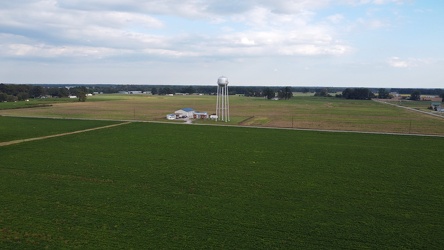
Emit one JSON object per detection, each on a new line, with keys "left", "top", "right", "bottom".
{"left": 240, "top": 116, "right": 270, "bottom": 126}
{"left": 1, "top": 95, "right": 444, "bottom": 135}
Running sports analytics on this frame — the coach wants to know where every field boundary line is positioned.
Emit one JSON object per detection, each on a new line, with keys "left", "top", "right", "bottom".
{"left": 373, "top": 99, "right": 444, "bottom": 119}
{"left": 193, "top": 122, "right": 444, "bottom": 138}
{"left": 2, "top": 114, "right": 444, "bottom": 138}
{"left": 0, "top": 121, "right": 132, "bottom": 147}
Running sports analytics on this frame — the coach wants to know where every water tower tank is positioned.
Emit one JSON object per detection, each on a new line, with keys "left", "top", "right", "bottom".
{"left": 217, "top": 76, "right": 228, "bottom": 86}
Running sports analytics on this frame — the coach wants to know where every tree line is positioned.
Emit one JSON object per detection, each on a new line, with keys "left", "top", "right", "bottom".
{"left": 339, "top": 88, "right": 443, "bottom": 101}
{"left": 0, "top": 83, "right": 296, "bottom": 100}
{"left": 1, "top": 83, "right": 443, "bottom": 102}
{"left": 0, "top": 84, "right": 88, "bottom": 102}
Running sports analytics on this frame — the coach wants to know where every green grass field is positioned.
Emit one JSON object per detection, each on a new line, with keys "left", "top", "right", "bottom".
{"left": 0, "top": 116, "right": 118, "bottom": 142}
{"left": 1, "top": 118, "right": 443, "bottom": 248}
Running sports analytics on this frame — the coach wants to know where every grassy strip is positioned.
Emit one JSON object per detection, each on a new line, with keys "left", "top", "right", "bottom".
{"left": 0, "top": 104, "right": 53, "bottom": 110}
{"left": 0, "top": 98, "right": 79, "bottom": 110}
{"left": 0, "top": 122, "right": 443, "bottom": 248}
{"left": 0, "top": 96, "right": 121, "bottom": 111}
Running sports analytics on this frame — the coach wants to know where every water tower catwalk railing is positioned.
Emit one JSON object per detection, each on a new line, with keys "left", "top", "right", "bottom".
{"left": 216, "top": 76, "right": 230, "bottom": 122}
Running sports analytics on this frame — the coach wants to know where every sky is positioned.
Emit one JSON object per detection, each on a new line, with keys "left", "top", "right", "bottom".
{"left": 1, "top": 0, "right": 443, "bottom": 88}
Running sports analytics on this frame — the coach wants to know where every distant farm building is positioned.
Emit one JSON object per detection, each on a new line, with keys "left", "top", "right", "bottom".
{"left": 166, "top": 108, "right": 210, "bottom": 120}
{"left": 431, "top": 101, "right": 442, "bottom": 111}
{"left": 422, "top": 96, "right": 441, "bottom": 101}
{"left": 118, "top": 91, "right": 151, "bottom": 95}
{"left": 175, "top": 108, "right": 195, "bottom": 119}
{"left": 194, "top": 112, "right": 208, "bottom": 119}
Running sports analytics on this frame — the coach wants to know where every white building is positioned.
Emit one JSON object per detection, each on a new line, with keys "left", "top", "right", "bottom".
{"left": 174, "top": 108, "right": 195, "bottom": 119}
{"left": 167, "top": 108, "right": 210, "bottom": 120}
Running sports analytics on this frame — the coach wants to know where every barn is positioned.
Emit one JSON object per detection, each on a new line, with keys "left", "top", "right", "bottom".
{"left": 174, "top": 108, "right": 195, "bottom": 119}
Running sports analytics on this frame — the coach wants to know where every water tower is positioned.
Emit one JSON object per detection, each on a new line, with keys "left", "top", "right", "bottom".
{"left": 216, "top": 76, "right": 230, "bottom": 122}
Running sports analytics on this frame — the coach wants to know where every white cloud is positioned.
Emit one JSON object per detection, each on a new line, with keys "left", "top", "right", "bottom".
{"left": 259, "top": 0, "right": 330, "bottom": 14}
{"left": 2, "top": 43, "right": 128, "bottom": 58}
{"left": 388, "top": 57, "right": 410, "bottom": 68}
{"left": 278, "top": 44, "right": 350, "bottom": 56}
{"left": 327, "top": 14, "right": 345, "bottom": 24}
{"left": 0, "top": 0, "right": 355, "bottom": 60}
{"left": 340, "top": 0, "right": 410, "bottom": 5}
{"left": 2, "top": 0, "right": 439, "bottom": 88}
{"left": 239, "top": 37, "right": 256, "bottom": 46}
{"left": 387, "top": 57, "right": 432, "bottom": 68}
{"left": 354, "top": 18, "right": 390, "bottom": 29}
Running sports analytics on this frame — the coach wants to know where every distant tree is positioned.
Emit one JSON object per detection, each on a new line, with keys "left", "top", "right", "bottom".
{"left": 69, "top": 86, "right": 88, "bottom": 102}
{"left": 0, "top": 84, "right": 15, "bottom": 95}
{"left": 282, "top": 86, "right": 293, "bottom": 99}
{"left": 151, "top": 87, "right": 158, "bottom": 95}
{"left": 342, "top": 88, "right": 375, "bottom": 100}
{"left": 167, "top": 87, "right": 173, "bottom": 95}
{"left": 342, "top": 88, "right": 352, "bottom": 99}
{"left": 440, "top": 93, "right": 444, "bottom": 102}
{"left": 6, "top": 95, "right": 17, "bottom": 102}
{"left": 29, "top": 86, "right": 45, "bottom": 98}
{"left": 244, "top": 88, "right": 257, "bottom": 97}
{"left": 410, "top": 90, "right": 421, "bottom": 101}
{"left": 314, "top": 88, "right": 330, "bottom": 97}
{"left": 277, "top": 87, "right": 293, "bottom": 99}
{"left": 262, "top": 87, "right": 275, "bottom": 99}
{"left": 47, "top": 87, "right": 69, "bottom": 98}
{"left": 17, "top": 92, "right": 29, "bottom": 101}
{"left": 432, "top": 88, "right": 443, "bottom": 97}
{"left": 159, "top": 87, "right": 173, "bottom": 95}
{"left": 378, "top": 88, "right": 390, "bottom": 99}
{"left": 0, "top": 93, "right": 7, "bottom": 102}
{"left": 13, "top": 85, "right": 31, "bottom": 96}
{"left": 78, "top": 91, "right": 87, "bottom": 102}
{"left": 59, "top": 87, "right": 69, "bottom": 97}
{"left": 356, "top": 88, "right": 374, "bottom": 99}
{"left": 181, "top": 86, "right": 195, "bottom": 94}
